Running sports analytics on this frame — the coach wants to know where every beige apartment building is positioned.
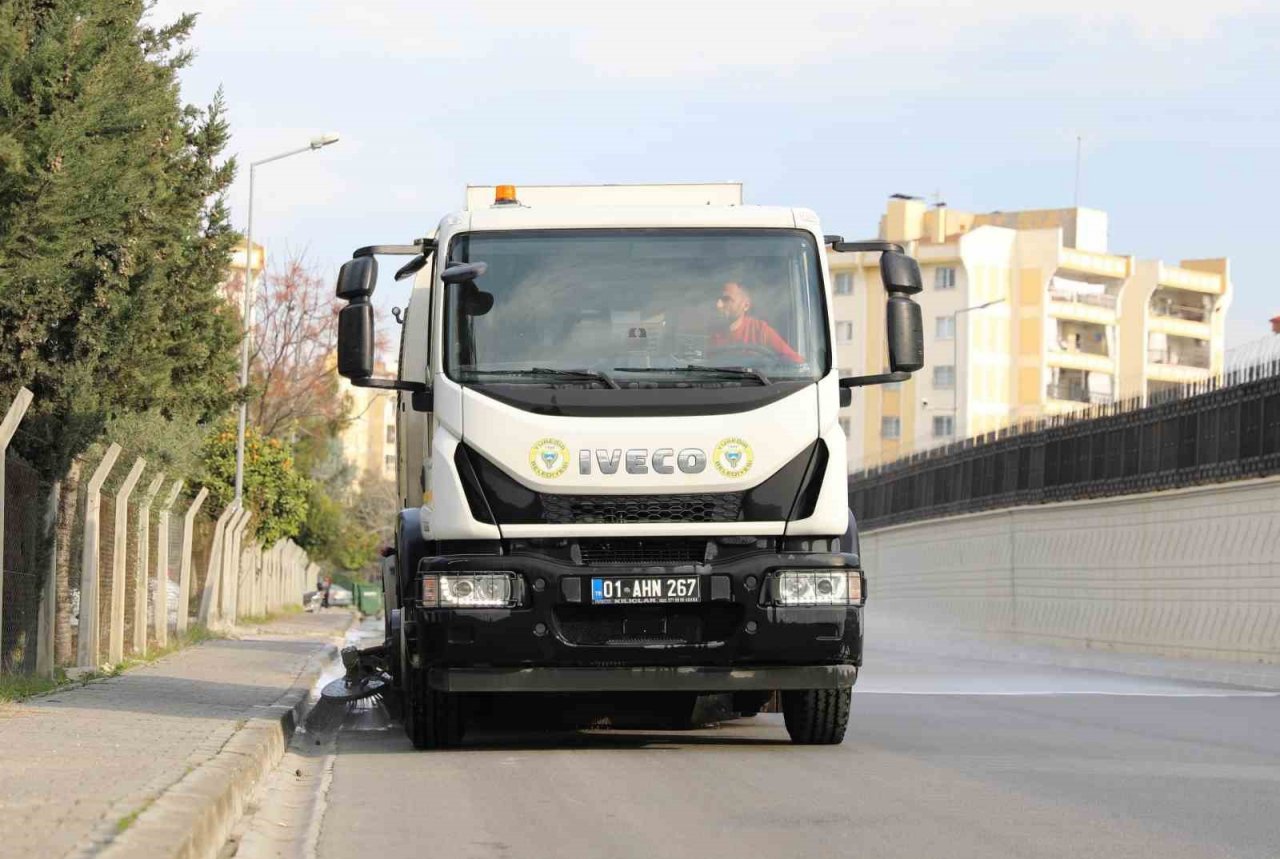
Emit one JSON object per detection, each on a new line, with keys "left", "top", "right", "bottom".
{"left": 833, "top": 197, "right": 1232, "bottom": 470}
{"left": 338, "top": 365, "right": 398, "bottom": 484}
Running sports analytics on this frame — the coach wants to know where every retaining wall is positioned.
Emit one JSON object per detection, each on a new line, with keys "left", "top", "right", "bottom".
{"left": 860, "top": 475, "right": 1280, "bottom": 663}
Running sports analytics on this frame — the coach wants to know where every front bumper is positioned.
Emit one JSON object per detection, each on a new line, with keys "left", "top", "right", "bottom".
{"left": 428, "top": 664, "right": 857, "bottom": 693}
{"left": 408, "top": 547, "right": 863, "bottom": 680}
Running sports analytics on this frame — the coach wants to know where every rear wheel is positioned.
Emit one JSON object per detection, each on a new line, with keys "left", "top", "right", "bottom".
{"left": 781, "top": 687, "right": 850, "bottom": 745}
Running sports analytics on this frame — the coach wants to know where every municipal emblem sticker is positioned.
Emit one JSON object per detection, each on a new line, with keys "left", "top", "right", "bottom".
{"left": 712, "top": 437, "right": 754, "bottom": 478}
{"left": 528, "top": 438, "right": 570, "bottom": 479}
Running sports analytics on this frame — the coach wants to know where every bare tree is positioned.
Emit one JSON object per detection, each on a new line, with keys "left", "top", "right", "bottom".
{"left": 229, "top": 253, "right": 344, "bottom": 441}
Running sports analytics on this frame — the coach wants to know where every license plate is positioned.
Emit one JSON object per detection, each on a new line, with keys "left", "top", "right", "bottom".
{"left": 590, "top": 576, "right": 700, "bottom": 605}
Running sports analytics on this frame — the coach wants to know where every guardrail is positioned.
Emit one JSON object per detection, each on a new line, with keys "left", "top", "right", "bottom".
{"left": 850, "top": 359, "right": 1280, "bottom": 531}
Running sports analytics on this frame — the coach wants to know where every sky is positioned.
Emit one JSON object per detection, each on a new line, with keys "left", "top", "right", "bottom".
{"left": 150, "top": 0, "right": 1280, "bottom": 347}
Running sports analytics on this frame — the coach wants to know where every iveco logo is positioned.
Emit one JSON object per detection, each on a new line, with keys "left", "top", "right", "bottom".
{"left": 578, "top": 448, "right": 707, "bottom": 475}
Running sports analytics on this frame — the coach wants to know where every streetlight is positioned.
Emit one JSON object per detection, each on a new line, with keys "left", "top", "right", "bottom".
{"left": 948, "top": 298, "right": 1006, "bottom": 435}
{"left": 234, "top": 133, "right": 341, "bottom": 504}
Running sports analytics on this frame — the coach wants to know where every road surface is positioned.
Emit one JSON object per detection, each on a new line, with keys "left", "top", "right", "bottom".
{"left": 233, "top": 621, "right": 1280, "bottom": 859}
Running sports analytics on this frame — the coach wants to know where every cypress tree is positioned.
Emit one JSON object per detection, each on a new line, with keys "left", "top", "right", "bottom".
{"left": 0, "top": 1, "right": 240, "bottom": 661}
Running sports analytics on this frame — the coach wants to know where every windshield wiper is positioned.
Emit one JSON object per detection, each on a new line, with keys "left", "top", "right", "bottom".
{"left": 612, "top": 365, "right": 770, "bottom": 385}
{"left": 464, "top": 367, "right": 620, "bottom": 389}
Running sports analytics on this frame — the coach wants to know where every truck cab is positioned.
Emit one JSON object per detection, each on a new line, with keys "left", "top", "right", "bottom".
{"left": 335, "top": 184, "right": 924, "bottom": 748}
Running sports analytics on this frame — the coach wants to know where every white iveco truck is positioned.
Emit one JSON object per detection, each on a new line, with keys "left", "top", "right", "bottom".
{"left": 333, "top": 183, "right": 924, "bottom": 748}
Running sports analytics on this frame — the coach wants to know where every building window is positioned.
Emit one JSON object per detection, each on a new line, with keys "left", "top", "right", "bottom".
{"left": 834, "top": 272, "right": 854, "bottom": 295}
{"left": 935, "top": 315, "right": 955, "bottom": 340}
{"left": 933, "top": 365, "right": 955, "bottom": 389}
{"left": 384, "top": 454, "right": 396, "bottom": 471}
{"left": 838, "top": 417, "right": 852, "bottom": 436}
{"left": 933, "top": 415, "right": 954, "bottom": 438}
{"left": 386, "top": 425, "right": 396, "bottom": 444}
{"left": 881, "top": 416, "right": 901, "bottom": 439}
{"left": 935, "top": 267, "right": 956, "bottom": 290}
{"left": 836, "top": 321, "right": 854, "bottom": 342}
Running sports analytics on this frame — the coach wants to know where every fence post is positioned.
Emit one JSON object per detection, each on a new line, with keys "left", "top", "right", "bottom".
{"left": 36, "top": 477, "right": 60, "bottom": 677}
{"left": 197, "top": 502, "right": 237, "bottom": 628}
{"left": 133, "top": 472, "right": 164, "bottom": 655}
{"left": 154, "top": 480, "right": 183, "bottom": 648}
{"left": 306, "top": 562, "right": 318, "bottom": 608}
{"left": 0, "top": 386, "right": 34, "bottom": 670}
{"left": 176, "top": 487, "right": 208, "bottom": 635}
{"left": 76, "top": 444, "right": 121, "bottom": 669}
{"left": 109, "top": 457, "right": 146, "bottom": 665}
{"left": 224, "top": 509, "right": 250, "bottom": 626}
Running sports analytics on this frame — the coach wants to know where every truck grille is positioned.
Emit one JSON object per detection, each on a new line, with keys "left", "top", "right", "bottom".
{"left": 577, "top": 539, "right": 707, "bottom": 567}
{"left": 541, "top": 492, "right": 743, "bottom": 525}
{"left": 553, "top": 604, "right": 742, "bottom": 647}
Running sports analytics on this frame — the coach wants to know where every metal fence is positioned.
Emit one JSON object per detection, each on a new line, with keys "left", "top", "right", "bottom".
{"left": 849, "top": 359, "right": 1280, "bottom": 531}
{"left": 0, "top": 387, "right": 317, "bottom": 678}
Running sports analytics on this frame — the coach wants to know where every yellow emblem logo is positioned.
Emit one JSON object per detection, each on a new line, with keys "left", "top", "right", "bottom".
{"left": 712, "top": 437, "right": 753, "bottom": 478}
{"left": 529, "top": 438, "right": 570, "bottom": 479}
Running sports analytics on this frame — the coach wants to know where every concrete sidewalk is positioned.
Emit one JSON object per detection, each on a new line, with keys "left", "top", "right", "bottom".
{"left": 0, "top": 610, "right": 352, "bottom": 859}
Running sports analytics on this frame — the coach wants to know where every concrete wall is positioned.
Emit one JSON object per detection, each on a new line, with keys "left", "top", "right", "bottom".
{"left": 861, "top": 476, "right": 1280, "bottom": 664}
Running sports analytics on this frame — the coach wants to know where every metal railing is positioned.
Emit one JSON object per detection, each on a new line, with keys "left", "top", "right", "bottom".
{"left": 849, "top": 359, "right": 1280, "bottom": 531}
{"left": 1047, "top": 287, "right": 1117, "bottom": 310}
{"left": 1148, "top": 348, "right": 1210, "bottom": 369}
{"left": 1150, "top": 301, "right": 1210, "bottom": 323}
{"left": 1046, "top": 383, "right": 1113, "bottom": 405}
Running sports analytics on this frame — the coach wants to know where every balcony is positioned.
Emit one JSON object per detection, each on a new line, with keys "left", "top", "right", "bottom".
{"left": 1048, "top": 286, "right": 1118, "bottom": 310}
{"left": 1148, "top": 289, "right": 1214, "bottom": 340}
{"left": 1049, "top": 384, "right": 1111, "bottom": 407}
{"left": 1047, "top": 280, "right": 1118, "bottom": 325}
{"left": 1147, "top": 346, "right": 1211, "bottom": 384}
{"left": 1046, "top": 382, "right": 1113, "bottom": 406}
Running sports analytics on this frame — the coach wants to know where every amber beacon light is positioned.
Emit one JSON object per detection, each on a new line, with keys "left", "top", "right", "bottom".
{"left": 494, "top": 184, "right": 519, "bottom": 205}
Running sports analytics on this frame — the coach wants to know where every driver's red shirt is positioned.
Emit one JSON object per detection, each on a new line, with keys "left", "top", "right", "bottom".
{"left": 710, "top": 316, "right": 803, "bottom": 363}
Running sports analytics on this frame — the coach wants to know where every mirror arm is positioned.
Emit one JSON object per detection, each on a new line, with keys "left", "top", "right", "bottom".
{"left": 353, "top": 239, "right": 437, "bottom": 259}
{"left": 830, "top": 240, "right": 905, "bottom": 254}
{"left": 350, "top": 377, "right": 426, "bottom": 392}
{"left": 840, "top": 371, "right": 911, "bottom": 389}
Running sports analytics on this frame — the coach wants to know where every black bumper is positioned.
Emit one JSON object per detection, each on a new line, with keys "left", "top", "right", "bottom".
{"left": 428, "top": 664, "right": 857, "bottom": 693}
{"left": 407, "top": 548, "right": 863, "bottom": 688}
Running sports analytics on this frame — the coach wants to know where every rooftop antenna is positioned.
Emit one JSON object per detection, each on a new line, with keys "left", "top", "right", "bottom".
{"left": 1073, "top": 135, "right": 1083, "bottom": 207}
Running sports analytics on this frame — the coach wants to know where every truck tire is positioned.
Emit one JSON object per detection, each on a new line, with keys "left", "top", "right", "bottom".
{"left": 404, "top": 666, "right": 465, "bottom": 750}
{"left": 781, "top": 687, "right": 850, "bottom": 745}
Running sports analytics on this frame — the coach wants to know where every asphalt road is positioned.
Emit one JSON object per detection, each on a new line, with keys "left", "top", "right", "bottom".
{"left": 239, "top": 624, "right": 1280, "bottom": 859}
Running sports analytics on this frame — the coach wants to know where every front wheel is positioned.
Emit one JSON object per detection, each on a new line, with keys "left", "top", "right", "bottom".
{"left": 402, "top": 638, "right": 465, "bottom": 749}
{"left": 781, "top": 687, "right": 851, "bottom": 745}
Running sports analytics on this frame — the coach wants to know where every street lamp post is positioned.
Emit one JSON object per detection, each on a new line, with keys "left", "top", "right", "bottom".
{"left": 234, "top": 133, "right": 340, "bottom": 505}
{"left": 949, "top": 298, "right": 1006, "bottom": 436}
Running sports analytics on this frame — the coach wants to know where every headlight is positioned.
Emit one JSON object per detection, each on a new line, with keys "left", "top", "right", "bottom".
{"left": 421, "top": 573, "right": 519, "bottom": 608}
{"left": 773, "top": 570, "right": 863, "bottom": 606}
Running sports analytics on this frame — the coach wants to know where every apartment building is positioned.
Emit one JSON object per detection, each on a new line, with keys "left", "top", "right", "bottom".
{"left": 338, "top": 364, "right": 398, "bottom": 484}
{"left": 832, "top": 197, "right": 1232, "bottom": 470}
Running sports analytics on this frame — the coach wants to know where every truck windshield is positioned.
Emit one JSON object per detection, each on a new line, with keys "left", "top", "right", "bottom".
{"left": 445, "top": 229, "right": 829, "bottom": 386}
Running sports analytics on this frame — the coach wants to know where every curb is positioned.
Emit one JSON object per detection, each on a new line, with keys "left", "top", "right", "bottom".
{"left": 100, "top": 633, "right": 344, "bottom": 859}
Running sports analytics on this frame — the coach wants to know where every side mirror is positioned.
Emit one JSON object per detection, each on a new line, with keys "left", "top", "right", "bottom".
{"left": 886, "top": 294, "right": 924, "bottom": 373}
{"left": 337, "top": 300, "right": 374, "bottom": 380}
{"left": 336, "top": 256, "right": 377, "bottom": 300}
{"left": 838, "top": 246, "right": 926, "bottom": 388}
{"left": 880, "top": 251, "right": 922, "bottom": 295}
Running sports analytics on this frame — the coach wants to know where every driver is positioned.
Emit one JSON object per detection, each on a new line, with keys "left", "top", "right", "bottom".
{"left": 711, "top": 281, "right": 803, "bottom": 363}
